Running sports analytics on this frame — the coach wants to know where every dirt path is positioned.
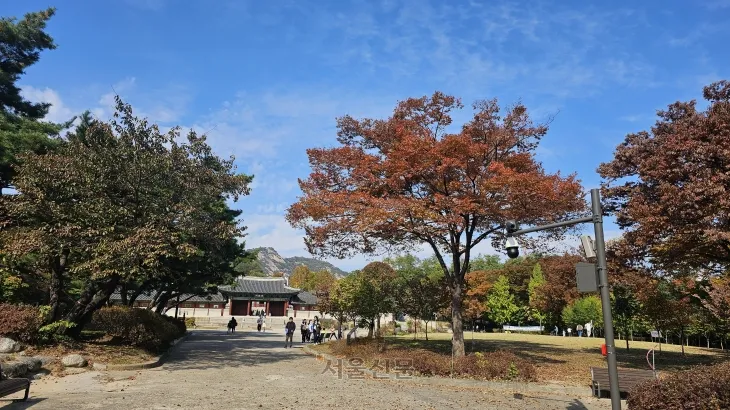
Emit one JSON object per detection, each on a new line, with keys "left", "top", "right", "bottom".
{"left": 1, "top": 330, "right": 615, "bottom": 410}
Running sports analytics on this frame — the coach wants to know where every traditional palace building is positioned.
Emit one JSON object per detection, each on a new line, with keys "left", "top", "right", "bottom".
{"left": 108, "top": 277, "right": 319, "bottom": 318}
{"left": 218, "top": 277, "right": 319, "bottom": 317}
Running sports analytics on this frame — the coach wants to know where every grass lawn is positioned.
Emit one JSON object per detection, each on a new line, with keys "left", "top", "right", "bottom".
{"left": 319, "top": 331, "right": 730, "bottom": 386}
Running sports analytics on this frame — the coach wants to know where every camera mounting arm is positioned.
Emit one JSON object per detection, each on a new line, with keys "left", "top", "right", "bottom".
{"left": 505, "top": 215, "right": 593, "bottom": 237}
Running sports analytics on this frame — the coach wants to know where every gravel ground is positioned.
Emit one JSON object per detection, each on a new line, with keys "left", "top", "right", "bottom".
{"left": 1, "top": 330, "right": 617, "bottom": 410}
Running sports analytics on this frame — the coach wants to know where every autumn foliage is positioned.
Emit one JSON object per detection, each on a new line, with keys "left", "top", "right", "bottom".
{"left": 288, "top": 92, "right": 585, "bottom": 356}
{"left": 599, "top": 80, "right": 730, "bottom": 275}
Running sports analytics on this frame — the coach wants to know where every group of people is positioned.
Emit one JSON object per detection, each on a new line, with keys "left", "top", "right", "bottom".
{"left": 553, "top": 321, "right": 594, "bottom": 337}
{"left": 283, "top": 317, "right": 322, "bottom": 348}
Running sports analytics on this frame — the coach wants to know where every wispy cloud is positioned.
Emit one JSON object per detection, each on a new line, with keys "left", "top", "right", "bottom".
{"left": 308, "top": 1, "right": 656, "bottom": 98}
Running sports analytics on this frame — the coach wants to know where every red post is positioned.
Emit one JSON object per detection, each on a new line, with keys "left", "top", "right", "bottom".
{"left": 246, "top": 300, "right": 251, "bottom": 316}
{"left": 265, "top": 301, "right": 269, "bottom": 316}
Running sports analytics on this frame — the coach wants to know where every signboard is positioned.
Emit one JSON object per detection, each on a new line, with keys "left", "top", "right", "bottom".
{"left": 650, "top": 330, "right": 660, "bottom": 338}
{"left": 575, "top": 262, "right": 598, "bottom": 292}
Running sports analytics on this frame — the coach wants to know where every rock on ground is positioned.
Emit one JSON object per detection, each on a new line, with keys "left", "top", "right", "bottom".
{"left": 17, "top": 356, "right": 43, "bottom": 372}
{"left": 0, "top": 337, "right": 22, "bottom": 353}
{"left": 61, "top": 354, "right": 87, "bottom": 368}
{"left": 1, "top": 360, "right": 28, "bottom": 377}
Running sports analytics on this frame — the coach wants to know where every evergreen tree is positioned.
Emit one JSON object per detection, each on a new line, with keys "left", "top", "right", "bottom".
{"left": 487, "top": 275, "right": 521, "bottom": 326}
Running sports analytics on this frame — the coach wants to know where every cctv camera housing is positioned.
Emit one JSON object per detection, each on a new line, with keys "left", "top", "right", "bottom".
{"left": 505, "top": 236, "right": 520, "bottom": 259}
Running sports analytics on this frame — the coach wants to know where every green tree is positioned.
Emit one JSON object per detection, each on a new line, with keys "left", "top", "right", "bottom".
{"left": 335, "top": 262, "right": 397, "bottom": 337}
{"left": 527, "top": 263, "right": 548, "bottom": 327}
{"left": 391, "top": 254, "right": 450, "bottom": 340}
{"left": 612, "top": 284, "right": 641, "bottom": 349}
{"left": 1, "top": 98, "right": 252, "bottom": 333}
{"left": 469, "top": 254, "right": 502, "bottom": 272}
{"left": 487, "top": 275, "right": 521, "bottom": 326}
{"left": 562, "top": 296, "right": 603, "bottom": 333}
{"left": 0, "top": 8, "right": 64, "bottom": 194}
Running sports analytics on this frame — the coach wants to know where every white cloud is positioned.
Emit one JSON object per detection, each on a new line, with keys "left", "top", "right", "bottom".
{"left": 20, "top": 86, "right": 76, "bottom": 123}
{"left": 309, "top": 2, "right": 657, "bottom": 98}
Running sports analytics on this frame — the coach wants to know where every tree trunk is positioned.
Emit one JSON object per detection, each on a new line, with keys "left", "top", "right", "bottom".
{"left": 450, "top": 280, "right": 465, "bottom": 357}
{"left": 424, "top": 320, "right": 429, "bottom": 341}
{"left": 64, "top": 276, "right": 120, "bottom": 336}
{"left": 48, "top": 248, "right": 70, "bottom": 322}
{"left": 625, "top": 337, "right": 629, "bottom": 350}
{"left": 680, "top": 328, "right": 685, "bottom": 355}
{"left": 367, "top": 318, "right": 374, "bottom": 338}
{"left": 120, "top": 284, "right": 128, "bottom": 306}
{"left": 376, "top": 315, "right": 381, "bottom": 337}
{"left": 128, "top": 280, "right": 152, "bottom": 306}
{"left": 155, "top": 292, "right": 173, "bottom": 314}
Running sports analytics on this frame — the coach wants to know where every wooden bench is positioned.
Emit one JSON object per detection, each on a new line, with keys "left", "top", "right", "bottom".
{"left": 0, "top": 363, "right": 31, "bottom": 403}
{"left": 590, "top": 367, "right": 656, "bottom": 398}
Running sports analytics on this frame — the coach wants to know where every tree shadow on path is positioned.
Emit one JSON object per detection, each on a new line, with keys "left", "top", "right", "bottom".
{"left": 163, "top": 330, "right": 312, "bottom": 372}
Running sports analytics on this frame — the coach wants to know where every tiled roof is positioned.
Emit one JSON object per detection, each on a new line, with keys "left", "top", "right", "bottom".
{"left": 109, "top": 290, "right": 226, "bottom": 303}
{"left": 219, "top": 277, "right": 301, "bottom": 296}
{"left": 290, "top": 290, "right": 318, "bottom": 305}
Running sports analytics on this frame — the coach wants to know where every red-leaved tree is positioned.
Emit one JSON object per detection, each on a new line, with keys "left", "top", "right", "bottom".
{"left": 287, "top": 92, "right": 585, "bottom": 356}
{"left": 599, "top": 80, "right": 730, "bottom": 275}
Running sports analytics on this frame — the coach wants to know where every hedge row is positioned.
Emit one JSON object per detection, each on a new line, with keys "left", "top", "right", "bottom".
{"left": 628, "top": 361, "right": 730, "bottom": 410}
{"left": 91, "top": 306, "right": 186, "bottom": 352}
{"left": 0, "top": 303, "right": 43, "bottom": 343}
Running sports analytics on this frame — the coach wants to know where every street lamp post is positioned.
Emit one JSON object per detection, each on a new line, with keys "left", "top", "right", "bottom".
{"left": 506, "top": 188, "right": 621, "bottom": 410}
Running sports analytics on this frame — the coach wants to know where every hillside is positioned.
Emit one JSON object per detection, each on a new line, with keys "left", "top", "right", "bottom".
{"left": 246, "top": 247, "right": 349, "bottom": 278}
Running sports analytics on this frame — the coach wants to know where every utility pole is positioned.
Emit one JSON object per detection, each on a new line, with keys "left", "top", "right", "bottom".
{"left": 505, "top": 188, "right": 621, "bottom": 409}
{"left": 591, "top": 189, "right": 621, "bottom": 410}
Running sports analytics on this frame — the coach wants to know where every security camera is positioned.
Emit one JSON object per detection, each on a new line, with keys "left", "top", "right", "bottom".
{"left": 505, "top": 236, "right": 520, "bottom": 259}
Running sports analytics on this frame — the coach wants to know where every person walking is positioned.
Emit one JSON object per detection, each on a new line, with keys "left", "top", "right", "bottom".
{"left": 256, "top": 316, "right": 263, "bottom": 332}
{"left": 300, "top": 320, "right": 308, "bottom": 343}
{"left": 577, "top": 324, "right": 584, "bottom": 337}
{"left": 307, "top": 320, "right": 314, "bottom": 342}
{"left": 262, "top": 319, "right": 267, "bottom": 332}
{"left": 585, "top": 321, "right": 593, "bottom": 337}
{"left": 313, "top": 319, "right": 322, "bottom": 344}
{"left": 285, "top": 317, "right": 296, "bottom": 348}
{"left": 227, "top": 317, "right": 238, "bottom": 334}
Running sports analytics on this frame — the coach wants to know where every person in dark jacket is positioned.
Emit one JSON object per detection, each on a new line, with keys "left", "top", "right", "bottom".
{"left": 300, "top": 319, "right": 308, "bottom": 343}
{"left": 285, "top": 317, "right": 297, "bottom": 348}
{"left": 227, "top": 317, "right": 238, "bottom": 334}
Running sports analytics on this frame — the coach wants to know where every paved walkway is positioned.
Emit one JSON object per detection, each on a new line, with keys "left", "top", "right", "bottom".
{"left": 1, "top": 330, "right": 615, "bottom": 410}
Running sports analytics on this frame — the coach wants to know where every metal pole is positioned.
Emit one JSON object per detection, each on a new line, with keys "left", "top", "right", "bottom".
{"left": 591, "top": 188, "right": 621, "bottom": 410}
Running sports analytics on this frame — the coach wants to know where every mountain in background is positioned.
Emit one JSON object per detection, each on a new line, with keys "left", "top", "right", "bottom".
{"left": 236, "top": 247, "right": 349, "bottom": 278}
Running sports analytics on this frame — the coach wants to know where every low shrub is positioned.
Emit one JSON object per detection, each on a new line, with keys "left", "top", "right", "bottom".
{"left": 326, "top": 338, "right": 536, "bottom": 382}
{"left": 91, "top": 307, "right": 184, "bottom": 352}
{"left": 184, "top": 317, "right": 196, "bottom": 328}
{"left": 160, "top": 315, "right": 187, "bottom": 338}
{"left": 0, "top": 303, "right": 43, "bottom": 343}
{"left": 395, "top": 349, "right": 536, "bottom": 381}
{"left": 628, "top": 361, "right": 730, "bottom": 410}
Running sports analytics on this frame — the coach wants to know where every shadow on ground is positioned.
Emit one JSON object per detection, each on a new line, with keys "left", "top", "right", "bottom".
{"left": 162, "top": 330, "right": 310, "bottom": 371}
{"left": 1, "top": 397, "right": 47, "bottom": 409}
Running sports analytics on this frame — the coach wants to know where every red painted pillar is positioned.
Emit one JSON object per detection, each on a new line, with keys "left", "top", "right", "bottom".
{"left": 265, "top": 301, "right": 269, "bottom": 316}
{"left": 284, "top": 301, "right": 289, "bottom": 316}
{"left": 246, "top": 300, "right": 251, "bottom": 316}
{"left": 228, "top": 300, "right": 233, "bottom": 315}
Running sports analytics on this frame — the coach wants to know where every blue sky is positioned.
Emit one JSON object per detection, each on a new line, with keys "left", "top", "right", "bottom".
{"left": 9, "top": 0, "right": 730, "bottom": 270}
